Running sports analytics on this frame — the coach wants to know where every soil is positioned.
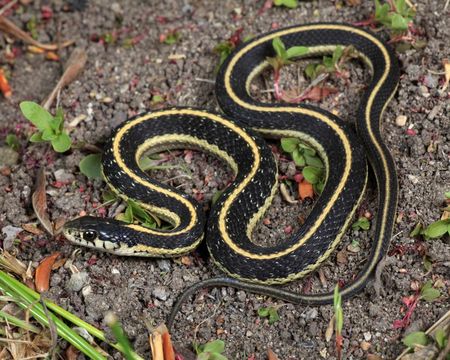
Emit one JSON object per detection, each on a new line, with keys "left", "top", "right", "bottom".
{"left": 0, "top": 1, "right": 449, "bottom": 359}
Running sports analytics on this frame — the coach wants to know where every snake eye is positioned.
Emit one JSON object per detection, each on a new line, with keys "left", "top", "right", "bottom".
{"left": 82, "top": 231, "right": 97, "bottom": 242}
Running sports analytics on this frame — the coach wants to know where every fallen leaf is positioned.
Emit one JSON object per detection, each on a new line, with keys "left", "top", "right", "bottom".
{"left": 27, "top": 45, "right": 46, "bottom": 54}
{"left": 0, "top": 68, "right": 12, "bottom": 98}
{"left": 298, "top": 179, "right": 314, "bottom": 200}
{"left": 336, "top": 249, "right": 348, "bottom": 265}
{"left": 325, "top": 315, "right": 334, "bottom": 342}
{"left": 267, "top": 348, "right": 279, "bottom": 360}
{"left": 0, "top": 251, "right": 28, "bottom": 279}
{"left": 32, "top": 167, "right": 54, "bottom": 235}
{"left": 180, "top": 256, "right": 193, "bottom": 266}
{"left": 360, "top": 340, "right": 371, "bottom": 351}
{"left": 42, "top": 47, "right": 87, "bottom": 110}
{"left": 346, "top": 0, "right": 361, "bottom": 5}
{"left": 318, "top": 268, "right": 328, "bottom": 287}
{"left": 46, "top": 51, "right": 60, "bottom": 61}
{"left": 22, "top": 223, "right": 44, "bottom": 235}
{"left": 65, "top": 345, "right": 79, "bottom": 360}
{"left": 0, "top": 15, "right": 74, "bottom": 50}
{"left": 301, "top": 86, "right": 337, "bottom": 102}
{"left": 35, "top": 252, "right": 60, "bottom": 293}
{"left": 367, "top": 354, "right": 382, "bottom": 360}
{"left": 280, "top": 182, "right": 298, "bottom": 204}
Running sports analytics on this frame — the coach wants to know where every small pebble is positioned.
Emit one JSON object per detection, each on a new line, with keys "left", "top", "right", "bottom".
{"left": 157, "top": 259, "right": 171, "bottom": 272}
{"left": 395, "top": 115, "right": 407, "bottom": 127}
{"left": 152, "top": 286, "right": 169, "bottom": 301}
{"left": 66, "top": 272, "right": 89, "bottom": 292}
{"left": 82, "top": 285, "right": 92, "bottom": 297}
{"left": 54, "top": 169, "right": 75, "bottom": 183}
{"left": 360, "top": 340, "right": 371, "bottom": 351}
{"left": 303, "top": 308, "right": 318, "bottom": 320}
{"left": 0, "top": 147, "right": 19, "bottom": 167}
{"left": 364, "top": 332, "right": 372, "bottom": 341}
{"left": 418, "top": 85, "right": 430, "bottom": 97}
{"left": 111, "top": 268, "right": 120, "bottom": 275}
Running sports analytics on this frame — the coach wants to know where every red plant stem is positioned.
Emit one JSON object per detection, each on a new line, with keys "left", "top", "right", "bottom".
{"left": 273, "top": 68, "right": 283, "bottom": 100}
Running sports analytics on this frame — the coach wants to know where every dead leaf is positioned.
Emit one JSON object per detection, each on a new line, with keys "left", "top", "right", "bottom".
{"left": 35, "top": 252, "right": 60, "bottom": 293}
{"left": 346, "top": 0, "right": 361, "bottom": 5}
{"left": 42, "top": 48, "right": 87, "bottom": 110}
{"left": 0, "top": 15, "right": 74, "bottom": 50}
{"left": 32, "top": 167, "right": 54, "bottom": 235}
{"left": 180, "top": 255, "right": 193, "bottom": 266}
{"left": 150, "top": 324, "right": 174, "bottom": 360}
{"left": 65, "top": 345, "right": 79, "bottom": 360}
{"left": 0, "top": 68, "right": 12, "bottom": 98}
{"left": 22, "top": 223, "right": 44, "bottom": 235}
{"left": 301, "top": 86, "right": 337, "bottom": 102}
{"left": 0, "top": 250, "right": 29, "bottom": 279}
{"left": 298, "top": 179, "right": 314, "bottom": 200}
{"left": 367, "top": 354, "right": 382, "bottom": 360}
{"left": 336, "top": 249, "right": 348, "bottom": 265}
{"left": 267, "top": 348, "right": 279, "bottom": 360}
{"left": 325, "top": 315, "right": 334, "bottom": 342}
{"left": 53, "top": 217, "right": 66, "bottom": 235}
{"left": 318, "top": 268, "right": 327, "bottom": 287}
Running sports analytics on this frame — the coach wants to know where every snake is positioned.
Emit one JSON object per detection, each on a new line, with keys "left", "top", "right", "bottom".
{"left": 63, "top": 23, "right": 399, "bottom": 328}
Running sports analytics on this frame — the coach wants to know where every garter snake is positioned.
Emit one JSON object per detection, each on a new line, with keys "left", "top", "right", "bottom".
{"left": 63, "top": 23, "right": 399, "bottom": 325}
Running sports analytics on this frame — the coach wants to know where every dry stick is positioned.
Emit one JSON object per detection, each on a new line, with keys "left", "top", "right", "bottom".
{"left": 0, "top": 0, "right": 18, "bottom": 16}
{"left": 0, "top": 15, "right": 74, "bottom": 50}
{"left": 41, "top": 48, "right": 87, "bottom": 110}
{"left": 32, "top": 168, "right": 54, "bottom": 236}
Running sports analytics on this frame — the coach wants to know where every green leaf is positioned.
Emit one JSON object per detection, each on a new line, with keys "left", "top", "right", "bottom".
{"left": 41, "top": 128, "right": 57, "bottom": 141}
{"left": 420, "top": 281, "right": 441, "bottom": 301}
{"left": 5, "top": 134, "right": 20, "bottom": 151}
{"left": 391, "top": 13, "right": 408, "bottom": 31}
{"left": 29, "top": 132, "right": 44, "bottom": 143}
{"left": 409, "top": 222, "right": 423, "bottom": 237}
{"left": 322, "top": 56, "right": 334, "bottom": 70}
{"left": 280, "top": 138, "right": 300, "bottom": 153}
{"left": 268, "top": 307, "right": 280, "bottom": 325}
{"left": 272, "top": 37, "right": 287, "bottom": 61}
{"left": 352, "top": 217, "right": 370, "bottom": 231}
{"left": 258, "top": 307, "right": 270, "bottom": 317}
{"left": 202, "top": 340, "right": 225, "bottom": 354}
{"left": 304, "top": 63, "right": 318, "bottom": 80}
{"left": 51, "top": 132, "right": 71, "bottom": 153}
{"left": 212, "top": 189, "right": 225, "bottom": 205}
{"left": 422, "top": 256, "right": 432, "bottom": 272}
{"left": 423, "top": 219, "right": 450, "bottom": 239}
{"left": 273, "top": 0, "right": 298, "bottom": 8}
{"left": 332, "top": 46, "right": 343, "bottom": 66}
{"left": 127, "top": 199, "right": 153, "bottom": 224}
{"left": 304, "top": 153, "right": 323, "bottom": 168}
{"left": 302, "top": 166, "right": 323, "bottom": 184}
{"left": 102, "top": 190, "right": 118, "bottom": 203}
{"left": 49, "top": 114, "right": 64, "bottom": 133}
{"left": 19, "top": 101, "right": 53, "bottom": 131}
{"left": 314, "top": 180, "right": 325, "bottom": 194}
{"left": 79, "top": 154, "right": 103, "bottom": 180}
{"left": 445, "top": 191, "right": 450, "bottom": 199}
{"left": 292, "top": 149, "right": 306, "bottom": 167}
{"left": 375, "top": 0, "right": 390, "bottom": 24}
{"left": 286, "top": 46, "right": 308, "bottom": 59}
{"left": 402, "top": 331, "right": 428, "bottom": 348}
{"left": 395, "top": 0, "right": 406, "bottom": 15}
{"left": 435, "top": 328, "right": 447, "bottom": 349}
{"left": 210, "top": 354, "right": 228, "bottom": 360}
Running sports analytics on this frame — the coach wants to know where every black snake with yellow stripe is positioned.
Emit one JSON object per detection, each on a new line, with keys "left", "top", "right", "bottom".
{"left": 63, "top": 23, "right": 399, "bottom": 325}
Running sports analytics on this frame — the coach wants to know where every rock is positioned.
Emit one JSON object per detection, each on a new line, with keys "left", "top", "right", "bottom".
{"left": 152, "top": 286, "right": 169, "bottom": 301}
{"left": 395, "top": 115, "right": 408, "bottom": 127}
{"left": 54, "top": 169, "right": 75, "bottom": 183}
{"left": 0, "top": 147, "right": 19, "bottom": 167}
{"left": 157, "top": 259, "right": 171, "bottom": 272}
{"left": 303, "top": 308, "right": 318, "bottom": 320}
{"left": 1, "top": 225, "right": 23, "bottom": 250}
{"left": 364, "top": 331, "right": 372, "bottom": 341}
{"left": 66, "top": 272, "right": 89, "bottom": 292}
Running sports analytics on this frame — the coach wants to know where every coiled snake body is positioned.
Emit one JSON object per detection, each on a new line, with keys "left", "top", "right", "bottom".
{"left": 63, "top": 23, "right": 399, "bottom": 326}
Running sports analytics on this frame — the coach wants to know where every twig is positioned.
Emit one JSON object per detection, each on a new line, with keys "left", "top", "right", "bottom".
{"left": 444, "top": 0, "right": 449, "bottom": 12}
{"left": 0, "top": 15, "right": 74, "bottom": 50}
{"left": 287, "top": 73, "right": 329, "bottom": 103}
{"left": 194, "top": 77, "right": 215, "bottom": 84}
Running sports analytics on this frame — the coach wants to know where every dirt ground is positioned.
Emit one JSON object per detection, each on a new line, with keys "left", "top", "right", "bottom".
{"left": 0, "top": 0, "right": 449, "bottom": 359}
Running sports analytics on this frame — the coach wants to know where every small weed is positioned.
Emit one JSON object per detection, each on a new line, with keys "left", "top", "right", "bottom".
{"left": 160, "top": 29, "right": 181, "bottom": 45}
{"left": 26, "top": 16, "right": 38, "bottom": 39}
{"left": 194, "top": 339, "right": 228, "bottom": 360}
{"left": 273, "top": 0, "right": 298, "bottom": 8}
{"left": 422, "top": 219, "right": 450, "bottom": 239}
{"left": 5, "top": 133, "right": 20, "bottom": 151}
{"left": 267, "top": 37, "right": 308, "bottom": 99}
{"left": 116, "top": 199, "right": 159, "bottom": 229}
{"left": 20, "top": 101, "right": 72, "bottom": 153}
{"left": 213, "top": 28, "right": 250, "bottom": 70}
{"left": 374, "top": 0, "right": 416, "bottom": 35}
{"left": 105, "top": 313, "right": 136, "bottom": 360}
{"left": 352, "top": 217, "right": 370, "bottom": 231}
{"left": 280, "top": 137, "right": 325, "bottom": 194}
{"left": 333, "top": 285, "right": 344, "bottom": 360}
{"left": 304, "top": 46, "right": 356, "bottom": 80}
{"left": 258, "top": 306, "right": 280, "bottom": 325}
{"left": 402, "top": 327, "right": 448, "bottom": 354}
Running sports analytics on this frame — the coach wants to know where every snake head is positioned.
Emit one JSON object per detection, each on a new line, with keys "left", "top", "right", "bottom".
{"left": 63, "top": 216, "right": 126, "bottom": 252}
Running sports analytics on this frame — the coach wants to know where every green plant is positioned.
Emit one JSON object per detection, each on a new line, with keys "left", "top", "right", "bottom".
{"left": 20, "top": 101, "right": 72, "bottom": 153}
{"left": 374, "top": 0, "right": 416, "bottom": 35}
{"left": 79, "top": 153, "right": 103, "bottom": 180}
{"left": 273, "top": 0, "right": 298, "bottom": 8}
{"left": 267, "top": 37, "right": 309, "bottom": 99}
{"left": 116, "top": 199, "right": 158, "bottom": 229}
{"left": 333, "top": 285, "right": 344, "bottom": 360}
{"left": 105, "top": 313, "right": 136, "bottom": 360}
{"left": 402, "top": 327, "right": 448, "bottom": 355}
{"left": 194, "top": 339, "right": 227, "bottom": 360}
{"left": 0, "top": 269, "right": 144, "bottom": 360}
{"left": 257, "top": 306, "right": 280, "bottom": 325}
{"left": 5, "top": 133, "right": 20, "bottom": 151}
{"left": 422, "top": 219, "right": 450, "bottom": 239}
{"left": 352, "top": 217, "right": 370, "bottom": 231}
{"left": 304, "top": 46, "right": 353, "bottom": 80}
{"left": 280, "top": 137, "right": 325, "bottom": 194}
